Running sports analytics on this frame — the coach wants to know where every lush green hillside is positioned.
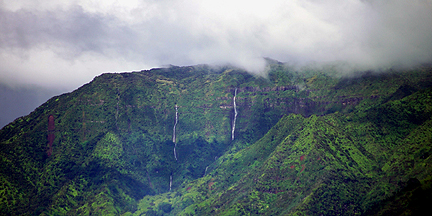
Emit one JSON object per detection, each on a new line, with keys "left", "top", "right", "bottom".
{"left": 1, "top": 62, "right": 432, "bottom": 215}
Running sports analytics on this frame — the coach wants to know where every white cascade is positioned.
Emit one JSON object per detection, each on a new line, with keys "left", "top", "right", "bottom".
{"left": 173, "top": 104, "right": 178, "bottom": 143}
{"left": 204, "top": 166, "right": 209, "bottom": 177}
{"left": 169, "top": 175, "right": 172, "bottom": 191}
{"left": 231, "top": 88, "right": 238, "bottom": 140}
{"left": 173, "top": 105, "right": 178, "bottom": 161}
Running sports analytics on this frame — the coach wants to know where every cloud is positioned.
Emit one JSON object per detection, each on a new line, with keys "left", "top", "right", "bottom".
{"left": 0, "top": 0, "right": 432, "bottom": 90}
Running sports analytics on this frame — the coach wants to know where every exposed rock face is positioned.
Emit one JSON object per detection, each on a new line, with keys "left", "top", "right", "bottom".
{"left": 234, "top": 85, "right": 299, "bottom": 93}
{"left": 222, "top": 86, "right": 378, "bottom": 117}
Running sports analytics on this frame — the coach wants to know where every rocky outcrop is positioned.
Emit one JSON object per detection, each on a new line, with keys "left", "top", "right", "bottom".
{"left": 231, "top": 85, "right": 299, "bottom": 93}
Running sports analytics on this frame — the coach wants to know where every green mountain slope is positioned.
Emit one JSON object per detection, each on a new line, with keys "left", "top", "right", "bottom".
{"left": 131, "top": 80, "right": 432, "bottom": 216}
{"left": 1, "top": 62, "right": 432, "bottom": 215}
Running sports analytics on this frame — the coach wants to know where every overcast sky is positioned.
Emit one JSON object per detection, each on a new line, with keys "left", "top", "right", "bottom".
{"left": 1, "top": 0, "right": 432, "bottom": 92}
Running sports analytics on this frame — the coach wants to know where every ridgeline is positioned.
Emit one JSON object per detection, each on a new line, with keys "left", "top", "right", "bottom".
{"left": 1, "top": 62, "right": 432, "bottom": 215}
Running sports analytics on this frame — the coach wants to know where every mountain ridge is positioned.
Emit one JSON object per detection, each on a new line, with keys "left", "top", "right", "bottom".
{"left": 1, "top": 63, "right": 432, "bottom": 215}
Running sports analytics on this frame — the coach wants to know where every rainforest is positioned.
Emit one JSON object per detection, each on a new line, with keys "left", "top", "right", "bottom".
{"left": 1, "top": 61, "right": 432, "bottom": 215}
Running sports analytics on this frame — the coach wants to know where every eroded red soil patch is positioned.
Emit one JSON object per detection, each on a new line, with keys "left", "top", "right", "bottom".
{"left": 48, "top": 115, "right": 55, "bottom": 130}
{"left": 208, "top": 182, "right": 214, "bottom": 190}
{"left": 300, "top": 155, "right": 305, "bottom": 161}
{"left": 300, "top": 164, "right": 305, "bottom": 172}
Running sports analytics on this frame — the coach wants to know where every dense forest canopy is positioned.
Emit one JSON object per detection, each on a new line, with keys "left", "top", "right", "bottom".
{"left": 1, "top": 62, "right": 432, "bottom": 215}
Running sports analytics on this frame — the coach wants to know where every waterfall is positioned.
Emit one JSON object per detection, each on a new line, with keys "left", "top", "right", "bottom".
{"left": 169, "top": 175, "right": 172, "bottom": 191}
{"left": 204, "top": 166, "right": 209, "bottom": 177}
{"left": 231, "top": 88, "right": 238, "bottom": 140}
{"left": 173, "top": 104, "right": 178, "bottom": 161}
{"left": 173, "top": 104, "right": 178, "bottom": 143}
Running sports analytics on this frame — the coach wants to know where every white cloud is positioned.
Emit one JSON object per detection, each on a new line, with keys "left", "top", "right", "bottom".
{"left": 1, "top": 0, "right": 431, "bottom": 90}
{"left": 0, "top": 47, "right": 151, "bottom": 89}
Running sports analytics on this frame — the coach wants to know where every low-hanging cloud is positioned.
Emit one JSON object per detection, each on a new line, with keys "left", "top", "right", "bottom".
{"left": 0, "top": 0, "right": 431, "bottom": 91}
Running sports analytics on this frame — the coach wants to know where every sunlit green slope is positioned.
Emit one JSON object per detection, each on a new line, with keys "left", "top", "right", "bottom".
{"left": 1, "top": 62, "right": 432, "bottom": 215}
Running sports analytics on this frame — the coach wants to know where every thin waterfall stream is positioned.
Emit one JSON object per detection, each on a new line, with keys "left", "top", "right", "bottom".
{"left": 204, "top": 166, "right": 209, "bottom": 177}
{"left": 169, "top": 175, "right": 172, "bottom": 191}
{"left": 173, "top": 104, "right": 178, "bottom": 161}
{"left": 170, "top": 105, "right": 178, "bottom": 191}
{"left": 231, "top": 88, "right": 238, "bottom": 140}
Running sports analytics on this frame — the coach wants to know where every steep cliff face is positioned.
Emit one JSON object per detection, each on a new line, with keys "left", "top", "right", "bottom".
{"left": 131, "top": 72, "right": 432, "bottom": 216}
{"left": 1, "top": 63, "right": 432, "bottom": 215}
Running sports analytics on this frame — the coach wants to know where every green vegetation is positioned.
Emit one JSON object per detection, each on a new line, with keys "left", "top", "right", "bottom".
{"left": 1, "top": 61, "right": 432, "bottom": 215}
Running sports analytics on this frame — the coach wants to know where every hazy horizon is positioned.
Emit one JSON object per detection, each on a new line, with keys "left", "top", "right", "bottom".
{"left": 0, "top": 83, "right": 63, "bottom": 128}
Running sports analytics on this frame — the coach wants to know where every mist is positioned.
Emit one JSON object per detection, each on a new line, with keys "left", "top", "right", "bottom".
{"left": 0, "top": 0, "right": 431, "bottom": 90}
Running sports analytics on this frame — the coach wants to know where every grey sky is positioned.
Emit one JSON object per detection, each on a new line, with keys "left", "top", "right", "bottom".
{"left": 0, "top": 0, "right": 431, "bottom": 92}
{"left": 0, "top": 83, "right": 61, "bottom": 128}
